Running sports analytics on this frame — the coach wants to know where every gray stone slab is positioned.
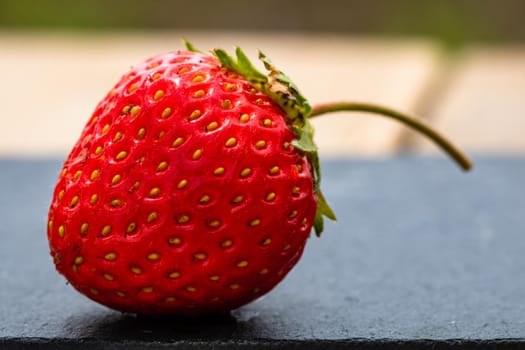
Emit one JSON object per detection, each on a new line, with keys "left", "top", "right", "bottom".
{"left": 1, "top": 157, "right": 524, "bottom": 349}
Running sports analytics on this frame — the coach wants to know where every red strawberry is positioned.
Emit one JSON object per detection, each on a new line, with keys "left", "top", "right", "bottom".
{"left": 47, "top": 41, "right": 471, "bottom": 315}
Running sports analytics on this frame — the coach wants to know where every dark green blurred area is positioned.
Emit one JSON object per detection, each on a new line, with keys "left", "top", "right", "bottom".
{"left": 1, "top": 0, "right": 524, "bottom": 49}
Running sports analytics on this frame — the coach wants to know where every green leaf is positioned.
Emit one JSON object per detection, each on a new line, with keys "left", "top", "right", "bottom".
{"left": 182, "top": 38, "right": 202, "bottom": 53}
{"left": 313, "top": 191, "right": 337, "bottom": 237}
{"left": 235, "top": 47, "right": 266, "bottom": 81}
{"left": 212, "top": 49, "right": 236, "bottom": 70}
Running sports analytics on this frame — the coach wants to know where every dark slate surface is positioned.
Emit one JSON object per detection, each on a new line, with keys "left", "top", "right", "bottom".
{"left": 1, "top": 157, "right": 525, "bottom": 349}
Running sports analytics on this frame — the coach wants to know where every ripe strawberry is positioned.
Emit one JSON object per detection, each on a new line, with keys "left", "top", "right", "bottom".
{"left": 47, "top": 41, "right": 471, "bottom": 315}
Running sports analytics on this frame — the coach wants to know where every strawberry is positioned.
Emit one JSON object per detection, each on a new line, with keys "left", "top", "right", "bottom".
{"left": 47, "top": 41, "right": 471, "bottom": 315}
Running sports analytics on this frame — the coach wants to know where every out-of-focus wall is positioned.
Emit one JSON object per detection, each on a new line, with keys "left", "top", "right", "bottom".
{"left": 1, "top": 0, "right": 524, "bottom": 48}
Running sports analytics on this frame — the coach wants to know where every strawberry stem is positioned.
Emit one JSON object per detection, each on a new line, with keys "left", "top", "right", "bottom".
{"left": 310, "top": 102, "right": 473, "bottom": 171}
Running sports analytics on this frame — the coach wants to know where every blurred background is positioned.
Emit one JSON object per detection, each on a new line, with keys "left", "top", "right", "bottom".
{"left": 1, "top": 0, "right": 524, "bottom": 158}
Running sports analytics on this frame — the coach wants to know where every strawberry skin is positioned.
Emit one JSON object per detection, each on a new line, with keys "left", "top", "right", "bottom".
{"left": 47, "top": 51, "right": 317, "bottom": 315}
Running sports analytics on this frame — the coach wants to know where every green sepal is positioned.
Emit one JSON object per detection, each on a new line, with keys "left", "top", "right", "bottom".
{"left": 182, "top": 38, "right": 202, "bottom": 53}
{"left": 258, "top": 51, "right": 312, "bottom": 120}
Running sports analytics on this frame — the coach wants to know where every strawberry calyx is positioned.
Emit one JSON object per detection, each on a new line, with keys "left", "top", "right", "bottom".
{"left": 184, "top": 39, "right": 336, "bottom": 236}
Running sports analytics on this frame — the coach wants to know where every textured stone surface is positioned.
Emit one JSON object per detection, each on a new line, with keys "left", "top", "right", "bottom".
{"left": 1, "top": 158, "right": 525, "bottom": 348}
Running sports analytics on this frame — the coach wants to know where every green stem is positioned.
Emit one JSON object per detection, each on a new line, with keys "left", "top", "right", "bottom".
{"left": 310, "top": 102, "right": 473, "bottom": 171}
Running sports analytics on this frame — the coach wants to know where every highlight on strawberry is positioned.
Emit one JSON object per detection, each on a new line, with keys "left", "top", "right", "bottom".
{"left": 47, "top": 40, "right": 472, "bottom": 315}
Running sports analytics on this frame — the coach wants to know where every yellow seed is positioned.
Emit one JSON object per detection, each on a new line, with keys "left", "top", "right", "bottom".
{"left": 130, "top": 266, "right": 142, "bottom": 274}
{"left": 128, "top": 83, "right": 138, "bottom": 93}
{"left": 194, "top": 253, "right": 207, "bottom": 260}
{"left": 137, "top": 128, "right": 146, "bottom": 139}
{"left": 206, "top": 121, "right": 218, "bottom": 131}
{"left": 151, "top": 72, "right": 162, "bottom": 81}
{"left": 186, "top": 286, "right": 197, "bottom": 292}
{"left": 239, "top": 113, "right": 250, "bottom": 123}
{"left": 127, "top": 222, "right": 137, "bottom": 233}
{"left": 90, "top": 288, "right": 99, "bottom": 295}
{"left": 80, "top": 222, "right": 88, "bottom": 236}
{"left": 101, "top": 124, "right": 110, "bottom": 134}
{"left": 48, "top": 220, "right": 53, "bottom": 231}
{"left": 153, "top": 90, "right": 165, "bottom": 101}
{"left": 220, "top": 239, "right": 233, "bottom": 248}
{"left": 193, "top": 89, "right": 205, "bottom": 98}
{"left": 57, "top": 190, "right": 64, "bottom": 201}
{"left": 104, "top": 252, "right": 117, "bottom": 261}
{"left": 157, "top": 161, "right": 168, "bottom": 172}
{"left": 157, "top": 131, "right": 165, "bottom": 140}
{"left": 189, "top": 109, "right": 201, "bottom": 120}
{"left": 70, "top": 195, "right": 79, "bottom": 207}
{"left": 209, "top": 275, "right": 220, "bottom": 281}
{"left": 177, "top": 179, "right": 188, "bottom": 189}
{"left": 208, "top": 219, "right": 221, "bottom": 228}
{"left": 121, "top": 105, "right": 131, "bottom": 114}
{"left": 164, "top": 296, "right": 176, "bottom": 302}
{"left": 177, "top": 215, "right": 190, "bottom": 224}
{"left": 296, "top": 164, "right": 303, "bottom": 172}
{"left": 147, "top": 252, "right": 160, "bottom": 260}
{"left": 161, "top": 107, "right": 172, "bottom": 118}
{"left": 261, "top": 238, "right": 272, "bottom": 246}
{"left": 74, "top": 256, "right": 84, "bottom": 265}
{"left": 223, "top": 83, "right": 236, "bottom": 91}
{"left": 142, "top": 286, "right": 154, "bottom": 293}
{"left": 147, "top": 61, "right": 160, "bottom": 69}
{"left": 240, "top": 168, "right": 252, "bottom": 178}
{"left": 263, "top": 118, "right": 272, "bottom": 127}
{"left": 229, "top": 284, "right": 240, "bottom": 290}
{"left": 192, "top": 149, "right": 202, "bottom": 160}
{"left": 225, "top": 137, "right": 237, "bottom": 147}
{"left": 265, "top": 192, "right": 276, "bottom": 201}
{"left": 101, "top": 225, "right": 112, "bottom": 236}
{"left": 90, "top": 194, "right": 99, "bottom": 204}
{"left": 249, "top": 219, "right": 261, "bottom": 227}
{"left": 253, "top": 288, "right": 261, "bottom": 294}
{"left": 256, "top": 98, "right": 264, "bottom": 105}
{"left": 255, "top": 140, "right": 266, "bottom": 149}
{"left": 288, "top": 210, "right": 298, "bottom": 219}
{"left": 72, "top": 265, "right": 79, "bottom": 273}
{"left": 148, "top": 187, "right": 160, "bottom": 197}
{"left": 58, "top": 225, "right": 65, "bottom": 238}
{"left": 172, "top": 137, "right": 184, "bottom": 147}
{"left": 116, "top": 291, "right": 126, "bottom": 297}
{"left": 231, "top": 195, "right": 244, "bottom": 204}
{"left": 199, "top": 194, "right": 211, "bottom": 204}
{"left": 178, "top": 67, "right": 190, "bottom": 74}
{"left": 259, "top": 268, "right": 269, "bottom": 275}
{"left": 111, "top": 174, "right": 122, "bottom": 185}
{"left": 103, "top": 273, "right": 114, "bottom": 281}
{"left": 94, "top": 146, "right": 103, "bottom": 155}
{"left": 237, "top": 260, "right": 248, "bottom": 268}
{"left": 221, "top": 99, "right": 232, "bottom": 109}
{"left": 116, "top": 151, "right": 128, "bottom": 161}
{"left": 213, "top": 167, "right": 225, "bottom": 175}
{"left": 168, "top": 237, "right": 181, "bottom": 246}
{"left": 73, "top": 170, "right": 82, "bottom": 181}
{"left": 130, "top": 105, "right": 141, "bottom": 117}
{"left": 269, "top": 166, "right": 280, "bottom": 175}
{"left": 283, "top": 142, "right": 291, "bottom": 150}
{"left": 168, "top": 271, "right": 180, "bottom": 279}
{"left": 283, "top": 244, "right": 291, "bottom": 251}
{"left": 292, "top": 186, "right": 300, "bottom": 196}
{"left": 90, "top": 169, "right": 100, "bottom": 180}
{"left": 192, "top": 74, "right": 205, "bottom": 82}
{"left": 147, "top": 212, "right": 158, "bottom": 223}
